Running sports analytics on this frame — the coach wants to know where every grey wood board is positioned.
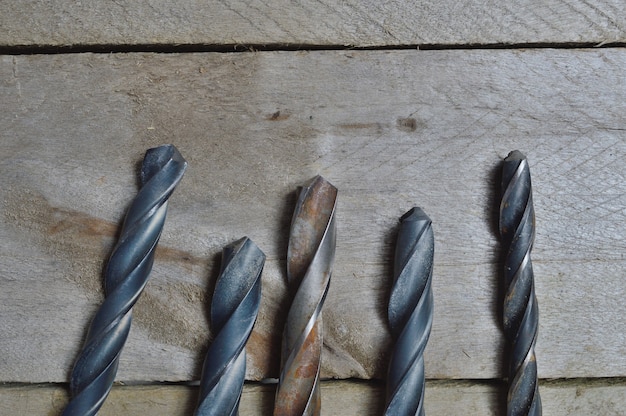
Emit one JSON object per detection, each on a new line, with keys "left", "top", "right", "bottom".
{"left": 2, "top": 380, "right": 626, "bottom": 415}
{"left": 1, "top": 49, "right": 625, "bottom": 383}
{"left": 0, "top": 1, "right": 625, "bottom": 47}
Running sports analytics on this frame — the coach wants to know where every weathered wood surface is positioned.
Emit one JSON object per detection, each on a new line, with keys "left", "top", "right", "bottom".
{"left": 1, "top": 1, "right": 625, "bottom": 47}
{"left": 3, "top": 380, "right": 626, "bottom": 415}
{"left": 1, "top": 49, "right": 625, "bottom": 384}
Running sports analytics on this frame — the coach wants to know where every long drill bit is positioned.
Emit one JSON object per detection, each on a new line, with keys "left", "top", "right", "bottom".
{"left": 63, "top": 144, "right": 187, "bottom": 416}
{"left": 274, "top": 175, "right": 337, "bottom": 416}
{"left": 500, "top": 150, "right": 541, "bottom": 416}
{"left": 195, "top": 237, "right": 265, "bottom": 416}
{"left": 385, "top": 207, "right": 434, "bottom": 416}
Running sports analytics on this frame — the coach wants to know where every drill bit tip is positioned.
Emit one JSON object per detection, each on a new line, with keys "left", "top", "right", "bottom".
{"left": 400, "top": 206, "right": 429, "bottom": 222}
{"left": 195, "top": 237, "right": 264, "bottom": 416}
{"left": 386, "top": 207, "right": 434, "bottom": 416}
{"left": 287, "top": 175, "right": 337, "bottom": 287}
{"left": 505, "top": 149, "right": 527, "bottom": 162}
{"left": 275, "top": 176, "right": 337, "bottom": 416}
{"left": 500, "top": 151, "right": 541, "bottom": 416}
{"left": 142, "top": 144, "right": 187, "bottom": 183}
{"left": 63, "top": 144, "right": 186, "bottom": 416}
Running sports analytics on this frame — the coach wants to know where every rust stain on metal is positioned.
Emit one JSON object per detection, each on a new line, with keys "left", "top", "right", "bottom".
{"left": 288, "top": 176, "right": 337, "bottom": 285}
{"left": 275, "top": 176, "right": 336, "bottom": 416}
{"left": 294, "top": 322, "right": 321, "bottom": 379}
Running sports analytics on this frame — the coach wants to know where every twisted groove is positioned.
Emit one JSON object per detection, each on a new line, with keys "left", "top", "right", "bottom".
{"left": 385, "top": 207, "right": 434, "bottom": 416}
{"left": 274, "top": 176, "right": 337, "bottom": 416}
{"left": 500, "top": 150, "right": 541, "bottom": 416}
{"left": 195, "top": 237, "right": 265, "bottom": 416}
{"left": 63, "top": 145, "right": 187, "bottom": 416}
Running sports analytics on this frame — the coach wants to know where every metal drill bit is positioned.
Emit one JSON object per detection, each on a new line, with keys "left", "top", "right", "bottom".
{"left": 274, "top": 175, "right": 337, "bottom": 416}
{"left": 63, "top": 144, "right": 187, "bottom": 416}
{"left": 385, "top": 207, "right": 434, "bottom": 416}
{"left": 195, "top": 237, "right": 264, "bottom": 416}
{"left": 500, "top": 150, "right": 541, "bottom": 416}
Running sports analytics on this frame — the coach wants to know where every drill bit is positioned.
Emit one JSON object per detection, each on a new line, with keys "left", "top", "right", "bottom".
{"left": 63, "top": 144, "right": 187, "bottom": 416}
{"left": 500, "top": 150, "right": 541, "bottom": 416}
{"left": 274, "top": 175, "right": 337, "bottom": 416}
{"left": 385, "top": 207, "right": 434, "bottom": 416}
{"left": 195, "top": 237, "right": 265, "bottom": 416}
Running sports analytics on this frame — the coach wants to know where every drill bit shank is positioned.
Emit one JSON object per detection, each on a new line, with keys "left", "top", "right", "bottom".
{"left": 385, "top": 207, "right": 434, "bottom": 416}
{"left": 500, "top": 150, "right": 541, "bottom": 416}
{"left": 274, "top": 176, "right": 337, "bottom": 416}
{"left": 195, "top": 237, "right": 264, "bottom": 416}
{"left": 63, "top": 145, "right": 187, "bottom": 416}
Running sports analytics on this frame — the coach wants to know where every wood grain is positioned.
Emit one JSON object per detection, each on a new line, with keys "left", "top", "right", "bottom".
{"left": 2, "top": 380, "right": 626, "bottom": 415}
{"left": 1, "top": 49, "right": 625, "bottom": 384}
{"left": 0, "top": 1, "right": 624, "bottom": 47}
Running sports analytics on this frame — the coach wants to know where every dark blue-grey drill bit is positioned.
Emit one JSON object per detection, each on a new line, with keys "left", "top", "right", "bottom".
{"left": 195, "top": 237, "right": 264, "bottom": 416}
{"left": 275, "top": 175, "right": 337, "bottom": 416}
{"left": 500, "top": 150, "right": 541, "bottom": 416}
{"left": 63, "top": 144, "right": 187, "bottom": 416}
{"left": 385, "top": 207, "right": 434, "bottom": 416}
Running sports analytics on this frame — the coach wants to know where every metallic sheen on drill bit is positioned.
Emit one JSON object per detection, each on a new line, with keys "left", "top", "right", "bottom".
{"left": 500, "top": 150, "right": 541, "bottom": 416}
{"left": 63, "top": 144, "right": 187, "bottom": 416}
{"left": 274, "top": 175, "right": 337, "bottom": 416}
{"left": 195, "top": 237, "right": 264, "bottom": 416}
{"left": 385, "top": 207, "right": 434, "bottom": 416}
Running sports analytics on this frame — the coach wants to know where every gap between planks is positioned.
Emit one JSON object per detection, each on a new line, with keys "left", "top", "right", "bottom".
{"left": 1, "top": 41, "right": 626, "bottom": 56}
{"left": 2, "top": 379, "right": 626, "bottom": 416}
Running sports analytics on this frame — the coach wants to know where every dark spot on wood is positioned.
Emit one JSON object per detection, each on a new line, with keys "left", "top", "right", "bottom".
{"left": 268, "top": 110, "right": 290, "bottom": 121}
{"left": 396, "top": 117, "right": 419, "bottom": 132}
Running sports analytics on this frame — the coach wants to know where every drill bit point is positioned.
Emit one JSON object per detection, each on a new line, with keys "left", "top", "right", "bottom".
{"left": 142, "top": 144, "right": 187, "bottom": 183}
{"left": 195, "top": 237, "right": 264, "bottom": 416}
{"left": 500, "top": 151, "right": 541, "bottom": 416}
{"left": 63, "top": 145, "right": 186, "bottom": 416}
{"left": 275, "top": 176, "right": 337, "bottom": 416}
{"left": 400, "top": 206, "right": 429, "bottom": 222}
{"left": 386, "top": 207, "right": 434, "bottom": 416}
{"left": 505, "top": 149, "right": 527, "bottom": 161}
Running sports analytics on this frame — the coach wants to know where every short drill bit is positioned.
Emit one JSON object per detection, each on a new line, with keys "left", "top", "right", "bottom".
{"left": 385, "top": 207, "right": 434, "bottom": 416}
{"left": 274, "top": 176, "right": 337, "bottom": 416}
{"left": 195, "top": 237, "right": 264, "bottom": 416}
{"left": 63, "top": 144, "right": 187, "bottom": 416}
{"left": 500, "top": 150, "right": 541, "bottom": 416}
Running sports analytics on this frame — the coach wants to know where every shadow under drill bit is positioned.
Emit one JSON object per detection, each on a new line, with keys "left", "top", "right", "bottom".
{"left": 487, "top": 158, "right": 508, "bottom": 416}
{"left": 182, "top": 250, "right": 223, "bottom": 413}
{"left": 257, "top": 186, "right": 299, "bottom": 412}
{"left": 273, "top": 183, "right": 299, "bottom": 352}
{"left": 376, "top": 218, "right": 402, "bottom": 415}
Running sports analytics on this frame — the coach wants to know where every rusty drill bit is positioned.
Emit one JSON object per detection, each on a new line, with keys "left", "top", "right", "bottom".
{"left": 385, "top": 207, "right": 434, "bottom": 416}
{"left": 500, "top": 150, "right": 541, "bottom": 416}
{"left": 195, "top": 237, "right": 265, "bottom": 416}
{"left": 274, "top": 175, "right": 337, "bottom": 416}
{"left": 63, "top": 145, "right": 187, "bottom": 416}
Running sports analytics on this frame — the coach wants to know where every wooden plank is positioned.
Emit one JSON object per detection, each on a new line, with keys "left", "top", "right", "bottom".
{"left": 1, "top": 1, "right": 625, "bottom": 47}
{"left": 2, "top": 380, "right": 626, "bottom": 415}
{"left": 1, "top": 49, "right": 625, "bottom": 383}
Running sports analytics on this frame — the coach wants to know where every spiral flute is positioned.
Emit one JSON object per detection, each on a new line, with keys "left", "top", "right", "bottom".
{"left": 274, "top": 176, "right": 337, "bottom": 416}
{"left": 500, "top": 150, "right": 541, "bottom": 416}
{"left": 195, "top": 237, "right": 264, "bottom": 416}
{"left": 63, "top": 145, "right": 187, "bottom": 416}
{"left": 385, "top": 207, "right": 434, "bottom": 416}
